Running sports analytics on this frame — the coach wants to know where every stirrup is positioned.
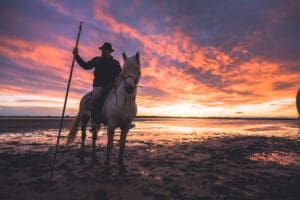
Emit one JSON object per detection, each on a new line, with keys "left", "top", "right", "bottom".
{"left": 90, "top": 123, "right": 99, "bottom": 132}
{"left": 130, "top": 123, "right": 135, "bottom": 129}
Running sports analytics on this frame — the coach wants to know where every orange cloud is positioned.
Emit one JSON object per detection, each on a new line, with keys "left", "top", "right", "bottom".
{"left": 91, "top": 3, "right": 299, "bottom": 117}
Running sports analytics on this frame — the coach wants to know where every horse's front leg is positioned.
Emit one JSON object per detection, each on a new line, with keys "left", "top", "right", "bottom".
{"left": 104, "top": 126, "right": 115, "bottom": 172}
{"left": 92, "top": 124, "right": 100, "bottom": 162}
{"left": 79, "top": 116, "right": 88, "bottom": 162}
{"left": 118, "top": 126, "right": 129, "bottom": 173}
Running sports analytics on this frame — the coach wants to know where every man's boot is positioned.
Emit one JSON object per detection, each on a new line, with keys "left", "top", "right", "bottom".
{"left": 130, "top": 124, "right": 135, "bottom": 129}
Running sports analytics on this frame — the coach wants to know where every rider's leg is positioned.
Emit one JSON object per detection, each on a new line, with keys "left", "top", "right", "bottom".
{"left": 91, "top": 86, "right": 103, "bottom": 132}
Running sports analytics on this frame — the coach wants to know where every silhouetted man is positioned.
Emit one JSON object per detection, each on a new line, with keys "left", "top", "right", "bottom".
{"left": 73, "top": 42, "right": 122, "bottom": 132}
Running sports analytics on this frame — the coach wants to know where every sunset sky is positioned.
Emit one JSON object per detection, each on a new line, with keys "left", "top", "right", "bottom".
{"left": 0, "top": 0, "right": 299, "bottom": 117}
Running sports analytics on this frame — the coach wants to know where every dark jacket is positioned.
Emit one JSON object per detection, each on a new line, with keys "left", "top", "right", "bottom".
{"left": 75, "top": 55, "right": 122, "bottom": 87}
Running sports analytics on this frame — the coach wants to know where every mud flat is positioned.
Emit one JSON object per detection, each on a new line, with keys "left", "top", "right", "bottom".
{"left": 0, "top": 118, "right": 299, "bottom": 199}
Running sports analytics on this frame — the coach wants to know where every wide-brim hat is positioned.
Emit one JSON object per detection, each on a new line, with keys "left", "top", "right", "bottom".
{"left": 99, "top": 42, "right": 114, "bottom": 52}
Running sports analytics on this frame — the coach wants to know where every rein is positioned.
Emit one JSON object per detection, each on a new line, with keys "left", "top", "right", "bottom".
{"left": 113, "top": 72, "right": 140, "bottom": 109}
{"left": 123, "top": 74, "right": 139, "bottom": 85}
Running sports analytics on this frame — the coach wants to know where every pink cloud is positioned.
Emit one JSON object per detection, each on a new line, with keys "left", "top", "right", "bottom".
{"left": 91, "top": 1, "right": 299, "bottom": 117}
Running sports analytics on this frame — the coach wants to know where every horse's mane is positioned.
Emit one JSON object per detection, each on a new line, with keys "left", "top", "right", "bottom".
{"left": 115, "top": 69, "right": 124, "bottom": 88}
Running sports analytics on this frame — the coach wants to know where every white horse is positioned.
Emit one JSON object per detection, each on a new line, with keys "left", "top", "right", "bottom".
{"left": 66, "top": 52, "right": 141, "bottom": 172}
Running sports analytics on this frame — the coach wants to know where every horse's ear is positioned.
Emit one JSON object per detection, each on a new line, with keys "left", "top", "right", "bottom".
{"left": 123, "top": 52, "right": 127, "bottom": 61}
{"left": 135, "top": 51, "right": 140, "bottom": 64}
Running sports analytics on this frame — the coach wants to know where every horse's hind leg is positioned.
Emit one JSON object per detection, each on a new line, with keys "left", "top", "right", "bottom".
{"left": 92, "top": 125, "right": 99, "bottom": 162}
{"left": 80, "top": 116, "right": 89, "bottom": 161}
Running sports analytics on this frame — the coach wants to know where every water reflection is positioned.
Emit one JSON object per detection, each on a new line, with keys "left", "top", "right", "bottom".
{"left": 0, "top": 118, "right": 299, "bottom": 151}
{"left": 130, "top": 118, "right": 300, "bottom": 145}
{"left": 248, "top": 151, "right": 300, "bottom": 166}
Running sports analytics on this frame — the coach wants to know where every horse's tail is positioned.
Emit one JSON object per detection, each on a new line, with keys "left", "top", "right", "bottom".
{"left": 66, "top": 114, "right": 80, "bottom": 146}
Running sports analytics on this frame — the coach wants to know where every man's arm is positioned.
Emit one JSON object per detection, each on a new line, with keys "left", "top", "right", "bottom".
{"left": 73, "top": 48, "right": 94, "bottom": 70}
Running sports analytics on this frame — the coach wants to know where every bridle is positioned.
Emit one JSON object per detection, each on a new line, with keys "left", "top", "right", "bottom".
{"left": 123, "top": 73, "right": 140, "bottom": 86}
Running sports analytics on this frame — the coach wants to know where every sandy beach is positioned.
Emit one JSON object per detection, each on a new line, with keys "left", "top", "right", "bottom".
{"left": 0, "top": 117, "right": 299, "bottom": 200}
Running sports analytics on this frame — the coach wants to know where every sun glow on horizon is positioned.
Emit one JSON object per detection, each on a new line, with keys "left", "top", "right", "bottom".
{"left": 0, "top": 92, "right": 297, "bottom": 118}
{"left": 137, "top": 98, "right": 298, "bottom": 118}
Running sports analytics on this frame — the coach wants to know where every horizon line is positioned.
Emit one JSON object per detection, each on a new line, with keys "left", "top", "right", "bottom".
{"left": 0, "top": 115, "right": 298, "bottom": 120}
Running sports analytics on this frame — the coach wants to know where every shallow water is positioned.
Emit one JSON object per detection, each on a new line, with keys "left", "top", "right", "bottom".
{"left": 0, "top": 117, "right": 299, "bottom": 165}
{"left": 1, "top": 117, "right": 299, "bottom": 145}
{"left": 133, "top": 118, "right": 300, "bottom": 142}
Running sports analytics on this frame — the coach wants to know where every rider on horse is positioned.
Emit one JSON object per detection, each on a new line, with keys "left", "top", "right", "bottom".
{"left": 73, "top": 42, "right": 122, "bottom": 132}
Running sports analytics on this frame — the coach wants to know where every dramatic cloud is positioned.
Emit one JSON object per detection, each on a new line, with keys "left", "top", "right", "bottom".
{"left": 0, "top": 0, "right": 299, "bottom": 117}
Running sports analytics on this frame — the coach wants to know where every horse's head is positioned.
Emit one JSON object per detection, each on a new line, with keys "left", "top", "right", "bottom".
{"left": 122, "top": 52, "right": 141, "bottom": 94}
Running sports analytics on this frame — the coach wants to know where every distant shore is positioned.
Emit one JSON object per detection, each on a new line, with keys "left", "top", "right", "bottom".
{"left": 1, "top": 116, "right": 298, "bottom": 133}
{"left": 0, "top": 115, "right": 298, "bottom": 120}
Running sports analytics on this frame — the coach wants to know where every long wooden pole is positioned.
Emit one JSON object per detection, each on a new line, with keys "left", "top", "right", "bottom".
{"left": 297, "top": 88, "right": 300, "bottom": 119}
{"left": 49, "top": 22, "right": 83, "bottom": 180}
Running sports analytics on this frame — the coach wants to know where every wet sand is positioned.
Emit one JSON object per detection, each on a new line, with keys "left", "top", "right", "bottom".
{"left": 0, "top": 118, "right": 299, "bottom": 199}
